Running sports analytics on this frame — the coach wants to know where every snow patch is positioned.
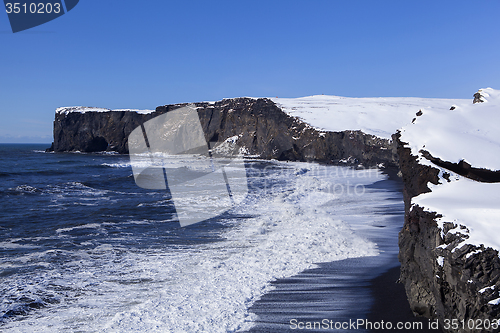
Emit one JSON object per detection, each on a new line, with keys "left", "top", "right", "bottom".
{"left": 466, "top": 250, "right": 483, "bottom": 259}
{"left": 436, "top": 256, "right": 444, "bottom": 267}
{"left": 406, "top": 89, "right": 500, "bottom": 255}
{"left": 413, "top": 172, "right": 500, "bottom": 254}
{"left": 479, "top": 286, "right": 495, "bottom": 294}
{"left": 489, "top": 297, "right": 500, "bottom": 305}
{"left": 56, "top": 106, "right": 155, "bottom": 115}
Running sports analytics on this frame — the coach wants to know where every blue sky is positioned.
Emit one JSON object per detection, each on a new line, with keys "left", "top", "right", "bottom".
{"left": 1, "top": 0, "right": 500, "bottom": 143}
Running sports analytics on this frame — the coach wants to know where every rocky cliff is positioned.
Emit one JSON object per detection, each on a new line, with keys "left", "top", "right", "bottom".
{"left": 397, "top": 135, "right": 500, "bottom": 330}
{"left": 397, "top": 88, "right": 500, "bottom": 332}
{"left": 48, "top": 98, "right": 396, "bottom": 167}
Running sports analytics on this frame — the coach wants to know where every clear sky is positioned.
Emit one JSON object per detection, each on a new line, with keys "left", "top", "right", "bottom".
{"left": 1, "top": 0, "right": 499, "bottom": 143}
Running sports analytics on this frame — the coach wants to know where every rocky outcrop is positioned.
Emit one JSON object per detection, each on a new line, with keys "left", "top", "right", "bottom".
{"left": 419, "top": 150, "right": 500, "bottom": 183}
{"left": 49, "top": 110, "right": 150, "bottom": 153}
{"left": 396, "top": 132, "right": 500, "bottom": 332}
{"left": 48, "top": 98, "right": 397, "bottom": 167}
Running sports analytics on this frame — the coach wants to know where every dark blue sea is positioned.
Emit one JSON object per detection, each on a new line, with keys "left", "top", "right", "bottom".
{"left": 0, "top": 144, "right": 406, "bottom": 332}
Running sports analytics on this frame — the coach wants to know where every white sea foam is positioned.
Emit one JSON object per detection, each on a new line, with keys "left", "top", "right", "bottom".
{"left": 56, "top": 223, "right": 103, "bottom": 234}
{"left": 102, "top": 162, "right": 132, "bottom": 168}
{"left": 2, "top": 161, "right": 390, "bottom": 332}
{"left": 0, "top": 241, "right": 38, "bottom": 250}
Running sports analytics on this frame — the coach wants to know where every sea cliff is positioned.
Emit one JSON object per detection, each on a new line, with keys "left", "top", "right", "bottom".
{"left": 397, "top": 88, "right": 500, "bottom": 332}
{"left": 48, "top": 98, "right": 396, "bottom": 167}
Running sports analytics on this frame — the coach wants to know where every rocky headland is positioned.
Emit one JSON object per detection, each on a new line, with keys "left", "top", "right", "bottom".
{"left": 48, "top": 98, "right": 395, "bottom": 167}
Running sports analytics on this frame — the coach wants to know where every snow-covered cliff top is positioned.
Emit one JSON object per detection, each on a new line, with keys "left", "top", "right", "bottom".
{"left": 403, "top": 88, "right": 500, "bottom": 253}
{"left": 400, "top": 88, "right": 500, "bottom": 171}
{"left": 414, "top": 175, "right": 500, "bottom": 253}
{"left": 56, "top": 106, "right": 155, "bottom": 115}
{"left": 272, "top": 95, "right": 467, "bottom": 139}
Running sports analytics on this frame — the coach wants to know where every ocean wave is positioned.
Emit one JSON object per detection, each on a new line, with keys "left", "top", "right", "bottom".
{"left": 96, "top": 151, "right": 120, "bottom": 155}
{"left": 1, "top": 162, "right": 391, "bottom": 332}
{"left": 56, "top": 223, "right": 103, "bottom": 234}
{"left": 0, "top": 241, "right": 39, "bottom": 250}
{"left": 48, "top": 182, "right": 109, "bottom": 196}
{"left": 137, "top": 199, "right": 172, "bottom": 207}
{"left": 7, "top": 185, "right": 41, "bottom": 195}
{"left": 1, "top": 295, "right": 59, "bottom": 322}
{"left": 104, "top": 168, "right": 381, "bottom": 332}
{"left": 102, "top": 162, "right": 132, "bottom": 168}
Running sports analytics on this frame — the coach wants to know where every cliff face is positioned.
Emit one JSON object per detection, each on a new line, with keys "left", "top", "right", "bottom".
{"left": 49, "top": 98, "right": 397, "bottom": 167}
{"left": 394, "top": 127, "right": 500, "bottom": 332}
{"left": 51, "top": 110, "right": 153, "bottom": 153}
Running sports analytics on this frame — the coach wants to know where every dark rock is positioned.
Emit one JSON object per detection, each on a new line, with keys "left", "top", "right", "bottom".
{"left": 396, "top": 133, "right": 500, "bottom": 332}
{"left": 45, "top": 142, "right": 54, "bottom": 152}
{"left": 473, "top": 92, "right": 485, "bottom": 104}
{"left": 392, "top": 132, "right": 440, "bottom": 214}
{"left": 420, "top": 150, "right": 500, "bottom": 183}
{"left": 51, "top": 109, "right": 162, "bottom": 154}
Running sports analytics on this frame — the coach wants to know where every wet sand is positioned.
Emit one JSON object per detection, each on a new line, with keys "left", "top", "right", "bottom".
{"left": 244, "top": 168, "right": 442, "bottom": 332}
{"left": 368, "top": 265, "right": 440, "bottom": 332}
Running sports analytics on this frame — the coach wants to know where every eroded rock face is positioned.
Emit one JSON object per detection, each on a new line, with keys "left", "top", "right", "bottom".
{"left": 396, "top": 133, "right": 500, "bottom": 332}
{"left": 49, "top": 98, "right": 397, "bottom": 167}
{"left": 50, "top": 110, "right": 156, "bottom": 153}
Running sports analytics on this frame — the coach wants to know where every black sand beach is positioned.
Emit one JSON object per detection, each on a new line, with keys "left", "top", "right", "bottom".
{"left": 244, "top": 168, "right": 442, "bottom": 332}
{"left": 368, "top": 265, "right": 440, "bottom": 332}
{"left": 245, "top": 260, "right": 440, "bottom": 333}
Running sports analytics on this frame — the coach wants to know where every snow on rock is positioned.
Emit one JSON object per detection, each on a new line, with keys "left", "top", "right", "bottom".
{"left": 479, "top": 286, "right": 496, "bottom": 294}
{"left": 489, "top": 297, "right": 500, "bottom": 306}
{"left": 404, "top": 88, "right": 500, "bottom": 253}
{"left": 436, "top": 256, "right": 444, "bottom": 267}
{"left": 272, "top": 95, "right": 467, "bottom": 139}
{"left": 56, "top": 106, "right": 155, "bottom": 115}
{"left": 413, "top": 174, "right": 500, "bottom": 252}
{"left": 400, "top": 88, "right": 500, "bottom": 171}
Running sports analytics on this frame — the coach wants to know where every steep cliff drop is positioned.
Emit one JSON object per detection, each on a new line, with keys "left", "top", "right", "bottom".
{"left": 397, "top": 88, "right": 500, "bottom": 332}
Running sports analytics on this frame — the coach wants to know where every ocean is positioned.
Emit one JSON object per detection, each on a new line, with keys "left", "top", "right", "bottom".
{"left": 0, "top": 144, "right": 405, "bottom": 332}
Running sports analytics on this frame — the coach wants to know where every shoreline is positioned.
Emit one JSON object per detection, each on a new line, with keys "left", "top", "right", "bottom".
{"left": 368, "top": 166, "right": 442, "bottom": 332}
{"left": 244, "top": 164, "right": 440, "bottom": 332}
